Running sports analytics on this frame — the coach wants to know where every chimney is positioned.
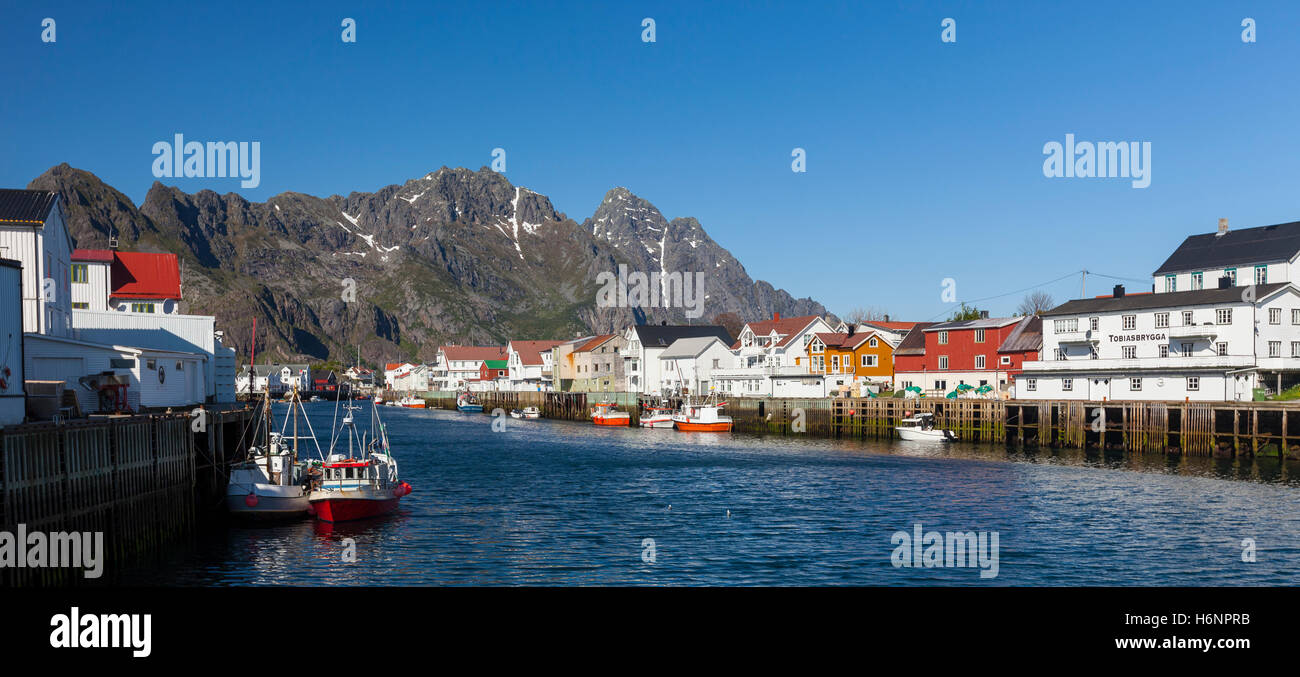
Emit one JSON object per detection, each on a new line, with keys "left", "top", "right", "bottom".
{"left": 979, "top": 310, "right": 989, "bottom": 319}
{"left": 883, "top": 314, "right": 890, "bottom": 323}
{"left": 1218, "top": 275, "right": 1232, "bottom": 289}
{"left": 1217, "top": 218, "right": 1229, "bottom": 237}
{"left": 1113, "top": 284, "right": 1125, "bottom": 298}
{"left": 773, "top": 312, "right": 780, "bottom": 321}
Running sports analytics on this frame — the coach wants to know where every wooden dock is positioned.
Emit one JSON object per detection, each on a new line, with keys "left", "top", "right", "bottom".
{"left": 414, "top": 391, "right": 1300, "bottom": 458}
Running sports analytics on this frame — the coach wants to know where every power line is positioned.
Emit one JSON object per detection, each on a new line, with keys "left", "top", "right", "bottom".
{"left": 924, "top": 270, "right": 1083, "bottom": 321}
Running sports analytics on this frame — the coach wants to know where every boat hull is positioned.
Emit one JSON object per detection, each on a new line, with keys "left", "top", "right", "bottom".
{"left": 226, "top": 492, "right": 310, "bottom": 520}
{"left": 674, "top": 420, "right": 732, "bottom": 432}
{"left": 593, "top": 415, "right": 630, "bottom": 426}
{"left": 401, "top": 402, "right": 427, "bottom": 409}
{"left": 895, "top": 427, "right": 953, "bottom": 441}
{"left": 640, "top": 416, "right": 674, "bottom": 428}
{"left": 310, "top": 496, "right": 401, "bottom": 523}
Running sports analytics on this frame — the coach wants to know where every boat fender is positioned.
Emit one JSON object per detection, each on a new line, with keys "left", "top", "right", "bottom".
{"left": 245, "top": 492, "right": 259, "bottom": 508}
{"left": 401, "top": 482, "right": 412, "bottom": 496}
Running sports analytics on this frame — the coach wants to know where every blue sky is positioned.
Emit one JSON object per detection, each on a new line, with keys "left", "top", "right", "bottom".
{"left": 3, "top": 1, "right": 1299, "bottom": 321}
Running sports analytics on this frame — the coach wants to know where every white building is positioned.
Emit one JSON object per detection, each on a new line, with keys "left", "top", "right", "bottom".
{"left": 506, "top": 340, "right": 564, "bottom": 391}
{"left": 24, "top": 334, "right": 207, "bottom": 411}
{"left": 1020, "top": 283, "right": 1300, "bottom": 401}
{"left": 1151, "top": 218, "right": 1300, "bottom": 294}
{"left": 712, "top": 314, "right": 835, "bottom": 397}
{"left": 0, "top": 259, "right": 26, "bottom": 425}
{"left": 658, "top": 336, "right": 736, "bottom": 396}
{"left": 389, "top": 363, "right": 428, "bottom": 392}
{"left": 434, "top": 346, "right": 507, "bottom": 391}
{"left": 383, "top": 362, "right": 415, "bottom": 388}
{"left": 622, "top": 324, "right": 735, "bottom": 395}
{"left": 0, "top": 190, "right": 72, "bottom": 337}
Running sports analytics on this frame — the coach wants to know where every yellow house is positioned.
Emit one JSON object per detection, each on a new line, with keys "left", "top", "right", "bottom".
{"left": 806, "top": 331, "right": 899, "bottom": 394}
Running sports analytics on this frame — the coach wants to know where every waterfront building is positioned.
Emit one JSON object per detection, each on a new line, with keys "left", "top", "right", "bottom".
{"left": 571, "top": 334, "right": 626, "bottom": 393}
{"left": 658, "top": 336, "right": 736, "bottom": 396}
{"left": 1151, "top": 218, "right": 1300, "bottom": 294}
{"left": 72, "top": 248, "right": 183, "bottom": 314}
{"left": 389, "top": 363, "right": 428, "bottom": 392}
{"left": 622, "top": 324, "right": 733, "bottom": 395}
{"left": 892, "top": 315, "right": 1041, "bottom": 397}
{"left": 506, "top": 340, "right": 566, "bottom": 391}
{"left": 0, "top": 189, "right": 73, "bottom": 337}
{"left": 805, "top": 327, "right": 904, "bottom": 396}
{"left": 0, "top": 259, "right": 26, "bottom": 425}
{"left": 343, "top": 366, "right": 374, "bottom": 388}
{"left": 433, "top": 346, "right": 507, "bottom": 390}
{"left": 245, "top": 363, "right": 310, "bottom": 395}
{"left": 550, "top": 336, "right": 595, "bottom": 391}
{"left": 1019, "top": 283, "right": 1300, "bottom": 401}
{"left": 383, "top": 362, "right": 415, "bottom": 388}
{"left": 472, "top": 359, "right": 509, "bottom": 391}
{"left": 711, "top": 314, "right": 833, "bottom": 397}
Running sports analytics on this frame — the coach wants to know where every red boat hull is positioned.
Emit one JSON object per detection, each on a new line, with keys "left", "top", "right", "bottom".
{"left": 310, "top": 497, "right": 401, "bottom": 522}
{"left": 593, "top": 415, "right": 630, "bottom": 426}
{"left": 674, "top": 420, "right": 733, "bottom": 432}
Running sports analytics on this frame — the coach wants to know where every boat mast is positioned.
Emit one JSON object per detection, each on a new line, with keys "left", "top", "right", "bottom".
{"left": 292, "top": 385, "right": 299, "bottom": 485}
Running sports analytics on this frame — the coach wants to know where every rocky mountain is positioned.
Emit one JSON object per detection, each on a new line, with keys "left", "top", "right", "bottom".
{"left": 29, "top": 163, "right": 833, "bottom": 365}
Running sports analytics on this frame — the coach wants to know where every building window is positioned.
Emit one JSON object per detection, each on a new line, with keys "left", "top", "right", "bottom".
{"left": 1053, "top": 318, "right": 1078, "bottom": 333}
{"left": 1165, "top": 275, "right": 1176, "bottom": 292}
{"left": 71, "top": 264, "right": 88, "bottom": 283}
{"left": 861, "top": 354, "right": 876, "bottom": 368}
{"left": 1062, "top": 378, "right": 1073, "bottom": 391}
{"left": 1256, "top": 265, "right": 1268, "bottom": 285}
{"left": 1159, "top": 344, "right": 1168, "bottom": 358}
{"left": 938, "top": 331, "right": 948, "bottom": 345}
{"left": 1025, "top": 379, "right": 1036, "bottom": 391}
{"left": 938, "top": 355, "right": 949, "bottom": 370}
{"left": 1293, "top": 309, "right": 1300, "bottom": 325}
{"left": 1292, "top": 342, "right": 1300, "bottom": 358}
{"left": 1187, "top": 377, "right": 1200, "bottom": 391}
{"left": 1154, "top": 312, "right": 1169, "bottom": 328}
{"left": 831, "top": 355, "right": 840, "bottom": 372}
{"left": 131, "top": 303, "right": 156, "bottom": 313}
{"left": 935, "top": 380, "right": 947, "bottom": 391}
{"left": 811, "top": 340, "right": 823, "bottom": 354}
{"left": 1216, "top": 342, "right": 1228, "bottom": 356}
{"left": 1216, "top": 309, "right": 1232, "bottom": 325}
{"left": 1089, "top": 345, "right": 1098, "bottom": 359}
{"left": 72, "top": 302, "right": 89, "bottom": 309}
{"left": 975, "top": 355, "right": 986, "bottom": 369}
{"left": 1269, "top": 341, "right": 1281, "bottom": 358}
{"left": 1122, "top": 345, "right": 1136, "bottom": 359}
{"left": 1130, "top": 378, "right": 1142, "bottom": 391}
{"left": 1089, "top": 317, "right": 1098, "bottom": 331}
{"left": 974, "top": 329, "right": 985, "bottom": 343}
{"left": 1225, "top": 268, "right": 1237, "bottom": 285}
{"left": 1191, "top": 272, "right": 1203, "bottom": 290}
{"left": 1054, "top": 348, "right": 1065, "bottom": 360}
{"left": 1000, "top": 355, "right": 1011, "bottom": 365}
{"left": 1269, "top": 308, "right": 1281, "bottom": 324}
{"left": 1182, "top": 311, "right": 1193, "bottom": 326}
{"left": 868, "top": 337, "right": 878, "bottom": 347}
{"left": 1122, "top": 315, "right": 1136, "bottom": 330}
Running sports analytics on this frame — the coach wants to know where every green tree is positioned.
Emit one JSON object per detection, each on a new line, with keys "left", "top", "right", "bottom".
{"left": 947, "top": 302, "right": 985, "bottom": 321}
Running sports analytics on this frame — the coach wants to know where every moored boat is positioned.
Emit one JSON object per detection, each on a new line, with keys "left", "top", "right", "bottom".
{"left": 456, "top": 392, "right": 483, "bottom": 412}
{"left": 591, "top": 402, "right": 630, "bottom": 426}
{"left": 226, "top": 388, "right": 320, "bottom": 520}
{"left": 895, "top": 412, "right": 956, "bottom": 441}
{"left": 639, "top": 405, "right": 675, "bottom": 428}
{"left": 672, "top": 396, "right": 732, "bottom": 432}
{"left": 520, "top": 406, "right": 541, "bottom": 419}
{"left": 308, "top": 395, "right": 411, "bottom": 522}
{"left": 398, "top": 395, "right": 427, "bottom": 409}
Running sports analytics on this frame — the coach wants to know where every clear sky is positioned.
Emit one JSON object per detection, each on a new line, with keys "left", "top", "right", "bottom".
{"left": 3, "top": 1, "right": 1298, "bottom": 321}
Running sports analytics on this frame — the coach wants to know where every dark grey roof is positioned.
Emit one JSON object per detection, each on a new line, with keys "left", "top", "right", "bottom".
{"left": 1153, "top": 221, "right": 1300, "bottom": 275}
{"left": 1042, "top": 283, "right": 1290, "bottom": 316}
{"left": 632, "top": 324, "right": 732, "bottom": 348}
{"left": 893, "top": 322, "right": 937, "bottom": 355}
{"left": 0, "top": 189, "right": 58, "bottom": 224}
{"left": 997, "top": 316, "right": 1042, "bottom": 353}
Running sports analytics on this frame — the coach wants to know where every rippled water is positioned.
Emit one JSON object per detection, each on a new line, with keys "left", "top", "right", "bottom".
{"left": 123, "top": 403, "right": 1300, "bottom": 586}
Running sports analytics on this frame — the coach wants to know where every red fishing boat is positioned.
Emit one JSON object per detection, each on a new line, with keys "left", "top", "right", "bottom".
{"left": 591, "top": 402, "right": 631, "bottom": 426}
{"left": 308, "top": 390, "right": 411, "bottom": 522}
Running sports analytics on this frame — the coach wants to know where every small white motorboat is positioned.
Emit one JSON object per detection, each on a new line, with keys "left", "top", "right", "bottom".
{"left": 895, "top": 412, "right": 956, "bottom": 441}
{"left": 520, "top": 406, "right": 540, "bottom": 419}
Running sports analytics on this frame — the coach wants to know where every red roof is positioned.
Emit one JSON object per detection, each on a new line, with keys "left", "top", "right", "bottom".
{"left": 110, "top": 251, "right": 181, "bottom": 300}
{"left": 733, "top": 314, "right": 823, "bottom": 349}
{"left": 574, "top": 334, "right": 616, "bottom": 353}
{"left": 813, "top": 331, "right": 875, "bottom": 350}
{"left": 72, "top": 248, "right": 114, "bottom": 263}
{"left": 509, "top": 340, "right": 567, "bottom": 366}
{"left": 384, "top": 362, "right": 413, "bottom": 371}
{"left": 440, "top": 345, "right": 507, "bottom": 362}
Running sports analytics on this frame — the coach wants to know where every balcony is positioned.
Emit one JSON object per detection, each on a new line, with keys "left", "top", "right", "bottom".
{"left": 1022, "top": 355, "right": 1258, "bottom": 373}
{"left": 712, "top": 366, "right": 810, "bottom": 378}
{"left": 1054, "top": 330, "right": 1098, "bottom": 344}
{"left": 1167, "top": 324, "right": 1219, "bottom": 339}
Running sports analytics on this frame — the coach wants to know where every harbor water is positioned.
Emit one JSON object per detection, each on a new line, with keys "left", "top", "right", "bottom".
{"left": 124, "top": 403, "right": 1300, "bottom": 586}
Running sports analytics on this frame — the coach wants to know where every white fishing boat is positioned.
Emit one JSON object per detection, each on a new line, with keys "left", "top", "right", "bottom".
{"left": 895, "top": 412, "right": 956, "bottom": 441}
{"left": 640, "top": 404, "right": 675, "bottom": 428}
{"left": 397, "top": 394, "right": 426, "bottom": 409}
{"left": 672, "top": 394, "right": 732, "bottom": 432}
{"left": 510, "top": 406, "right": 540, "bottom": 419}
{"left": 226, "top": 388, "right": 323, "bottom": 520}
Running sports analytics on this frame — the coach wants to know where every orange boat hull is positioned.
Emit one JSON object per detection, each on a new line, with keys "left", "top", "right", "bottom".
{"left": 593, "top": 416, "right": 630, "bottom": 426}
{"left": 674, "top": 420, "right": 733, "bottom": 432}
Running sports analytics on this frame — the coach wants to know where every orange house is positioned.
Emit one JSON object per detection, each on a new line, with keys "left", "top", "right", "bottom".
{"left": 806, "top": 331, "right": 899, "bottom": 394}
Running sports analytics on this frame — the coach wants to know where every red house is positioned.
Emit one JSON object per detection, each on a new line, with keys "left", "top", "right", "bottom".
{"left": 893, "top": 316, "right": 1041, "bottom": 396}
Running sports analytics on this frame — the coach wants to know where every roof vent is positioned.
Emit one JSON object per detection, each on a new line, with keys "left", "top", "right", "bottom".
{"left": 1216, "top": 218, "right": 1229, "bottom": 237}
{"left": 979, "top": 310, "right": 989, "bottom": 319}
{"left": 1113, "top": 284, "right": 1125, "bottom": 298}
